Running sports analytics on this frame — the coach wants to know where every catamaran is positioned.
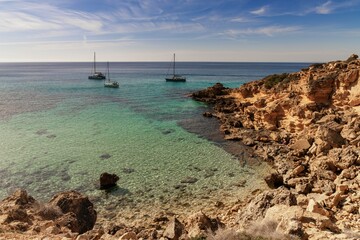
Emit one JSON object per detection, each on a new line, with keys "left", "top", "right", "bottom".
{"left": 88, "top": 52, "right": 106, "bottom": 80}
{"left": 165, "top": 53, "right": 186, "bottom": 82}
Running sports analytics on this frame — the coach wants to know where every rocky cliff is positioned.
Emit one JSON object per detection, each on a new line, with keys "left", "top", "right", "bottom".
{"left": 192, "top": 54, "right": 360, "bottom": 239}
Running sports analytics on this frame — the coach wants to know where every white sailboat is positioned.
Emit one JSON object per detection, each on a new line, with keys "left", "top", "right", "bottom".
{"left": 165, "top": 53, "right": 186, "bottom": 82}
{"left": 104, "top": 62, "right": 119, "bottom": 88}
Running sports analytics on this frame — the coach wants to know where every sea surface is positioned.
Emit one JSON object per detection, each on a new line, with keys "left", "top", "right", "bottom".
{"left": 0, "top": 62, "right": 310, "bottom": 220}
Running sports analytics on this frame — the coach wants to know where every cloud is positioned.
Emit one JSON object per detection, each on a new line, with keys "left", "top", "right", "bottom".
{"left": 0, "top": 2, "right": 104, "bottom": 33}
{"left": 250, "top": 6, "right": 268, "bottom": 16}
{"left": 315, "top": 1, "right": 333, "bottom": 14}
{"left": 224, "top": 26, "right": 301, "bottom": 37}
{"left": 310, "top": 0, "right": 360, "bottom": 15}
{"left": 230, "top": 16, "right": 257, "bottom": 23}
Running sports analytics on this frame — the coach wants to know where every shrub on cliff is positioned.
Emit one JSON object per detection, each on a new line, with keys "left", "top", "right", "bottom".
{"left": 263, "top": 73, "right": 289, "bottom": 89}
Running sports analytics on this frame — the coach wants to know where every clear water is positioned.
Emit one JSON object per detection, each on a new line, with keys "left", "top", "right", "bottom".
{"left": 0, "top": 62, "right": 309, "bottom": 221}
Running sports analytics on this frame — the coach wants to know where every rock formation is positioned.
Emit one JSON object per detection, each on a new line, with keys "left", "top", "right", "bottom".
{"left": 0, "top": 189, "right": 96, "bottom": 239}
{"left": 192, "top": 54, "right": 360, "bottom": 239}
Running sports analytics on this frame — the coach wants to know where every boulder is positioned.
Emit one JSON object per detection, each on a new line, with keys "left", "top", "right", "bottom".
{"left": 290, "top": 139, "right": 311, "bottom": 152}
{"left": 262, "top": 205, "right": 306, "bottom": 239}
{"left": 1, "top": 189, "right": 35, "bottom": 207}
{"left": 305, "top": 73, "right": 335, "bottom": 104}
{"left": 49, "top": 191, "right": 97, "bottom": 234}
{"left": 328, "top": 147, "right": 359, "bottom": 170}
{"left": 191, "top": 83, "right": 227, "bottom": 103}
{"left": 302, "top": 212, "right": 340, "bottom": 233}
{"left": 306, "top": 199, "right": 329, "bottom": 217}
{"left": 238, "top": 187, "right": 296, "bottom": 226}
{"left": 264, "top": 172, "right": 284, "bottom": 189}
{"left": 163, "top": 217, "right": 184, "bottom": 240}
{"left": 346, "top": 53, "right": 358, "bottom": 62}
{"left": 315, "top": 125, "right": 345, "bottom": 154}
{"left": 99, "top": 172, "right": 119, "bottom": 189}
{"left": 119, "top": 231, "right": 138, "bottom": 240}
{"left": 186, "top": 212, "right": 223, "bottom": 238}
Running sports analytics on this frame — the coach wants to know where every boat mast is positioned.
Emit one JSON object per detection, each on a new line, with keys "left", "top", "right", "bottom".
{"left": 107, "top": 62, "right": 110, "bottom": 81}
{"left": 93, "top": 52, "right": 96, "bottom": 73}
{"left": 173, "top": 53, "right": 175, "bottom": 76}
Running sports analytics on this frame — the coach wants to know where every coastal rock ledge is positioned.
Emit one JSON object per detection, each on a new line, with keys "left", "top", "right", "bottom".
{"left": 192, "top": 54, "right": 360, "bottom": 240}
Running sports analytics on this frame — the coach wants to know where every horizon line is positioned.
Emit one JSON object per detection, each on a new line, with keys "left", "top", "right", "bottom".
{"left": 0, "top": 60, "right": 317, "bottom": 63}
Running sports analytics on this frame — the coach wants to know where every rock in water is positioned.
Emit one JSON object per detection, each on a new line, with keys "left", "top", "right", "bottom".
{"left": 99, "top": 172, "right": 119, "bottom": 189}
{"left": 49, "top": 191, "right": 97, "bottom": 234}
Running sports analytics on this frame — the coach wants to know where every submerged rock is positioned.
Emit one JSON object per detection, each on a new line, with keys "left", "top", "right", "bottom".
{"left": 99, "top": 153, "right": 112, "bottom": 160}
{"left": 180, "top": 176, "right": 198, "bottom": 184}
{"left": 99, "top": 172, "right": 119, "bottom": 189}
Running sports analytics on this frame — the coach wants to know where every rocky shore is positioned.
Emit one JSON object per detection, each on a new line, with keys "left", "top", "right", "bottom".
{"left": 192, "top": 54, "right": 360, "bottom": 239}
{"left": 1, "top": 55, "right": 359, "bottom": 239}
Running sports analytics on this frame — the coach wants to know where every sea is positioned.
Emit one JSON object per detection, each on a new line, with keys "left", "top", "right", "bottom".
{"left": 0, "top": 62, "right": 310, "bottom": 222}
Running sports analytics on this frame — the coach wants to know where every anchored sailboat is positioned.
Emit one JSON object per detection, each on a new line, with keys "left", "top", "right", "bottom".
{"left": 104, "top": 62, "right": 119, "bottom": 88}
{"left": 88, "top": 52, "right": 106, "bottom": 80}
{"left": 165, "top": 53, "right": 186, "bottom": 82}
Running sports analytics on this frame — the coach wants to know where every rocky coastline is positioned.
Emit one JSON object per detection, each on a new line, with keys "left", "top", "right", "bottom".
{"left": 191, "top": 54, "right": 360, "bottom": 239}
{"left": 1, "top": 55, "right": 359, "bottom": 239}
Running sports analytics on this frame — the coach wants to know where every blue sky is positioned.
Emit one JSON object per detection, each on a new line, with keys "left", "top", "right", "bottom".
{"left": 0, "top": 0, "right": 359, "bottom": 62}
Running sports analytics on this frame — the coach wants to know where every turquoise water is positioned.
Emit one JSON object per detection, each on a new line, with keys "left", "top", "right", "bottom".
{"left": 0, "top": 62, "right": 309, "bottom": 219}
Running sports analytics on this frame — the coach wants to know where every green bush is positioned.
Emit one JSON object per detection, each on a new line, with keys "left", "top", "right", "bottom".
{"left": 263, "top": 73, "right": 289, "bottom": 89}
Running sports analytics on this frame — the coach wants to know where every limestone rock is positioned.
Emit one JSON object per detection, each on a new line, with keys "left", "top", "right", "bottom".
{"left": 306, "top": 199, "right": 329, "bottom": 217}
{"left": 328, "top": 147, "right": 359, "bottom": 170}
{"left": 238, "top": 187, "right": 296, "bottom": 226}
{"left": 264, "top": 172, "right": 284, "bottom": 189}
{"left": 262, "top": 205, "right": 306, "bottom": 239}
{"left": 302, "top": 212, "right": 340, "bottom": 233}
{"left": 119, "top": 231, "right": 138, "bottom": 240}
{"left": 1, "top": 189, "right": 35, "bottom": 207}
{"left": 49, "top": 191, "right": 97, "bottom": 234}
{"left": 163, "top": 217, "right": 184, "bottom": 240}
{"left": 186, "top": 212, "right": 223, "bottom": 238}
{"left": 315, "top": 125, "right": 345, "bottom": 152}
{"left": 191, "top": 83, "right": 228, "bottom": 103}
{"left": 290, "top": 139, "right": 311, "bottom": 152}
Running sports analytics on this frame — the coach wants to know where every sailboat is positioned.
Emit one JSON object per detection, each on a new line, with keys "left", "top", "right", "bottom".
{"left": 88, "top": 52, "right": 106, "bottom": 80}
{"left": 104, "top": 62, "right": 119, "bottom": 88}
{"left": 165, "top": 53, "right": 186, "bottom": 82}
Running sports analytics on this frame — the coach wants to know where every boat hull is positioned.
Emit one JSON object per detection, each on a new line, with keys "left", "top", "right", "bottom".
{"left": 89, "top": 72, "right": 106, "bottom": 80}
{"left": 165, "top": 76, "right": 186, "bottom": 82}
{"left": 104, "top": 82, "right": 119, "bottom": 88}
{"left": 89, "top": 76, "right": 106, "bottom": 80}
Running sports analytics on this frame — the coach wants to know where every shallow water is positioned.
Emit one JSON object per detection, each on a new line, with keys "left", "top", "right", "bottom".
{"left": 0, "top": 62, "right": 309, "bottom": 219}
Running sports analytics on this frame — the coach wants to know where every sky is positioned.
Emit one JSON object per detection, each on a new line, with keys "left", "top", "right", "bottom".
{"left": 0, "top": 0, "right": 360, "bottom": 62}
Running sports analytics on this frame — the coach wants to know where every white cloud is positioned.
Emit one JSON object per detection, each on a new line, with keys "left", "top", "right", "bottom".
{"left": 230, "top": 17, "right": 257, "bottom": 23}
{"left": 225, "top": 26, "right": 301, "bottom": 37}
{"left": 315, "top": 1, "right": 333, "bottom": 14}
{"left": 250, "top": 6, "right": 268, "bottom": 16}
{"left": 0, "top": 12, "right": 61, "bottom": 31}
{"left": 310, "top": 0, "right": 360, "bottom": 15}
